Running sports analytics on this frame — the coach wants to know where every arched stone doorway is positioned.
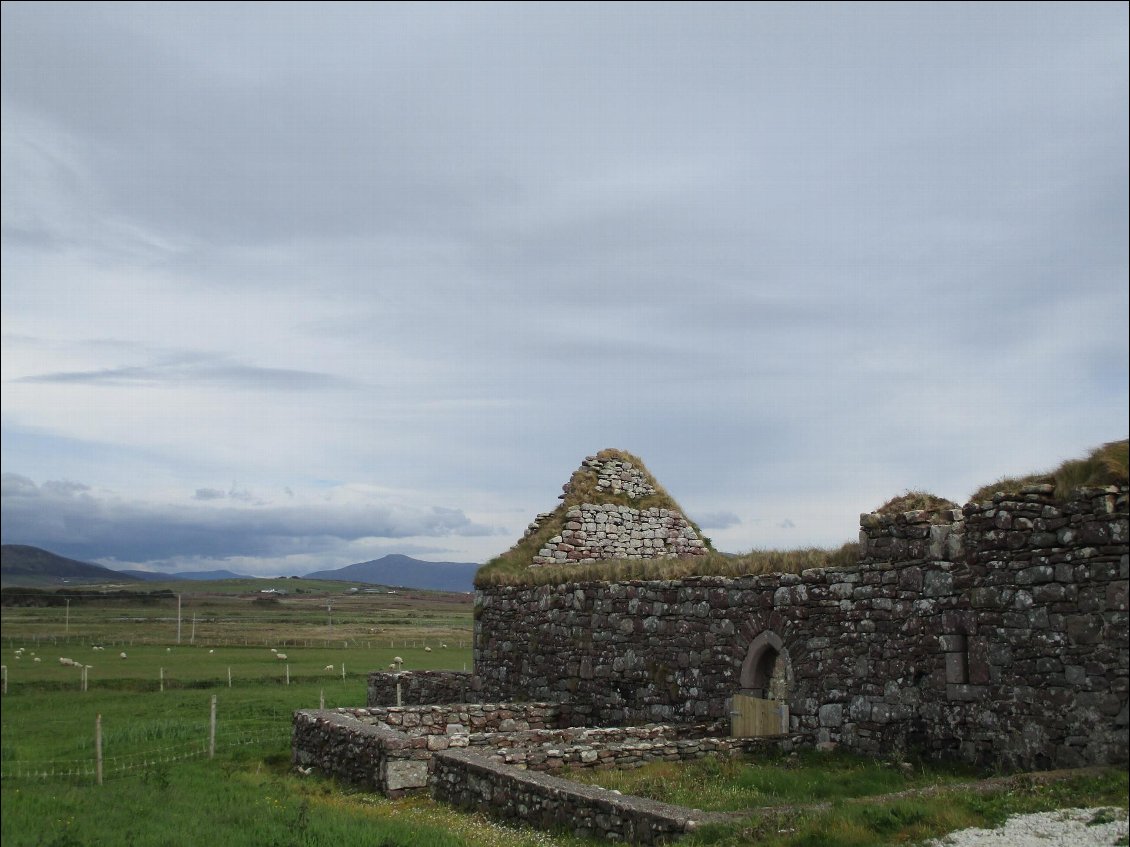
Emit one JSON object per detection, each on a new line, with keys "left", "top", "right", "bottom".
{"left": 733, "top": 630, "right": 792, "bottom": 737}
{"left": 739, "top": 630, "right": 792, "bottom": 700}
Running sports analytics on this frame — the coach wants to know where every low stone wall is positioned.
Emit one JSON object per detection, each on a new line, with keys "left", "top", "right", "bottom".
{"left": 359, "top": 702, "right": 562, "bottom": 735}
{"left": 292, "top": 709, "right": 433, "bottom": 796}
{"left": 293, "top": 702, "right": 564, "bottom": 796}
{"left": 432, "top": 748, "right": 728, "bottom": 844}
{"left": 367, "top": 670, "right": 477, "bottom": 706}
{"left": 292, "top": 703, "right": 765, "bottom": 804}
{"left": 470, "top": 724, "right": 783, "bottom": 772}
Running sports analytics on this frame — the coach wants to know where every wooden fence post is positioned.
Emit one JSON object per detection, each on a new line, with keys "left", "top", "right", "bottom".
{"left": 159, "top": 667, "right": 164, "bottom": 692}
{"left": 95, "top": 713, "right": 103, "bottom": 785}
{"left": 319, "top": 690, "right": 325, "bottom": 709}
{"left": 285, "top": 664, "right": 290, "bottom": 686}
{"left": 1, "top": 664, "right": 6, "bottom": 695}
{"left": 227, "top": 667, "right": 232, "bottom": 688}
{"left": 209, "top": 695, "right": 216, "bottom": 759}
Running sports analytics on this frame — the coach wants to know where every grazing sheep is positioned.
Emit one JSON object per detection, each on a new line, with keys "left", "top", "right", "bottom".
{"left": 276, "top": 653, "right": 287, "bottom": 660}
{"left": 34, "top": 657, "right": 42, "bottom": 662}
{"left": 119, "top": 652, "right": 127, "bottom": 659}
{"left": 270, "top": 648, "right": 277, "bottom": 653}
{"left": 440, "top": 643, "right": 448, "bottom": 649}
{"left": 59, "top": 657, "right": 78, "bottom": 667}
{"left": 209, "top": 649, "right": 215, "bottom": 654}
{"left": 387, "top": 663, "right": 396, "bottom": 670}
{"left": 424, "top": 646, "right": 432, "bottom": 653}
{"left": 324, "top": 665, "right": 334, "bottom": 671}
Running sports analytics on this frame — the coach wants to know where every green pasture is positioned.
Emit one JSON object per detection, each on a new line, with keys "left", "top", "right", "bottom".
{"left": 1, "top": 642, "right": 469, "bottom": 694}
{"left": 4, "top": 582, "right": 1127, "bottom": 847}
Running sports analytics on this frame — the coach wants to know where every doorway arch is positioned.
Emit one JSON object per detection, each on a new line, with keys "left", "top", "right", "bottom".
{"left": 739, "top": 630, "right": 791, "bottom": 700}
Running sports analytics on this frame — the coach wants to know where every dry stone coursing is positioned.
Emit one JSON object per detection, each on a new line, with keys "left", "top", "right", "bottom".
{"left": 432, "top": 748, "right": 729, "bottom": 844}
{"left": 476, "top": 485, "right": 1128, "bottom": 770}
{"left": 533, "top": 504, "right": 705, "bottom": 566}
{"left": 292, "top": 703, "right": 563, "bottom": 796}
{"left": 367, "top": 670, "right": 476, "bottom": 707}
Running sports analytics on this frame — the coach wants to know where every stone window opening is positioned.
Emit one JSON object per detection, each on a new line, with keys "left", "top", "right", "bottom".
{"left": 944, "top": 633, "right": 969, "bottom": 687}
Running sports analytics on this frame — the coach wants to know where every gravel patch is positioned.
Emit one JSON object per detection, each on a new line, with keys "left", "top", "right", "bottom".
{"left": 924, "top": 807, "right": 1128, "bottom": 847}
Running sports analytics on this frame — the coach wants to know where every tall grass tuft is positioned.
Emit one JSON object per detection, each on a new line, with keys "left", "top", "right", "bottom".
{"left": 968, "top": 438, "right": 1128, "bottom": 504}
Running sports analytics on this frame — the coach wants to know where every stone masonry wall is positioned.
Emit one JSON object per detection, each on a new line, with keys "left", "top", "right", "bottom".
{"left": 367, "top": 670, "right": 477, "bottom": 707}
{"left": 474, "top": 486, "right": 1128, "bottom": 769}
{"left": 533, "top": 504, "right": 706, "bottom": 566}
{"left": 431, "top": 748, "right": 727, "bottom": 844}
{"left": 292, "top": 703, "right": 563, "bottom": 796}
{"left": 524, "top": 454, "right": 708, "bottom": 567}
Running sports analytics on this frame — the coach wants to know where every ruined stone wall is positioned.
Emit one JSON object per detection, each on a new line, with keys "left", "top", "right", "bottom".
{"left": 292, "top": 703, "right": 563, "bottom": 796}
{"left": 533, "top": 504, "right": 705, "bottom": 566}
{"left": 474, "top": 486, "right": 1128, "bottom": 769}
{"left": 431, "top": 748, "right": 726, "bottom": 843}
{"left": 522, "top": 453, "right": 708, "bottom": 567}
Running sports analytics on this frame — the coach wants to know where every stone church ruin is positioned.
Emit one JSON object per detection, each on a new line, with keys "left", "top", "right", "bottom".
{"left": 294, "top": 448, "right": 1129, "bottom": 842}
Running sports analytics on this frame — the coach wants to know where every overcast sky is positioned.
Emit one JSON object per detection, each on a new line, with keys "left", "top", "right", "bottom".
{"left": 2, "top": 2, "right": 1127, "bottom": 576}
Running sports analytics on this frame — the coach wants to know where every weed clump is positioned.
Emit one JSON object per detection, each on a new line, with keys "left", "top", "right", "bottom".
{"left": 968, "top": 438, "right": 1128, "bottom": 504}
{"left": 874, "top": 491, "right": 958, "bottom": 516}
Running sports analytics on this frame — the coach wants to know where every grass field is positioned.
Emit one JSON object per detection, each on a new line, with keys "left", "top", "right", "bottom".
{"left": 3, "top": 581, "right": 1126, "bottom": 847}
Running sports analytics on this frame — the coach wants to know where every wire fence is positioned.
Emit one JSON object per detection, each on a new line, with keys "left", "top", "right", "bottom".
{"left": 0, "top": 707, "right": 292, "bottom": 784}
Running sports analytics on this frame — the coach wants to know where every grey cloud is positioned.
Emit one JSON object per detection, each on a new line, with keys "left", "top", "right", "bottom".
{"left": 193, "top": 488, "right": 225, "bottom": 501}
{"left": 1, "top": 473, "right": 39, "bottom": 497}
{"left": 1, "top": 476, "right": 498, "bottom": 564}
{"left": 695, "top": 511, "right": 742, "bottom": 530}
{"left": 778, "top": 519, "right": 795, "bottom": 530}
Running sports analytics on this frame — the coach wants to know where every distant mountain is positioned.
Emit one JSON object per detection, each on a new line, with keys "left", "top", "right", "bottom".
{"left": 118, "top": 569, "right": 252, "bottom": 582}
{"left": 1, "top": 544, "right": 143, "bottom": 585}
{"left": 305, "top": 554, "right": 478, "bottom": 592}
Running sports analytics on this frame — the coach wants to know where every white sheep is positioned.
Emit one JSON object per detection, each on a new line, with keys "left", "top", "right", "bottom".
{"left": 59, "top": 657, "right": 77, "bottom": 667}
{"left": 324, "top": 665, "right": 334, "bottom": 671}
{"left": 33, "top": 657, "right": 41, "bottom": 662}
{"left": 440, "top": 643, "right": 448, "bottom": 649}
{"left": 119, "top": 652, "right": 127, "bottom": 659}
{"left": 209, "top": 649, "right": 215, "bottom": 654}
{"left": 270, "top": 648, "right": 277, "bottom": 653}
{"left": 424, "top": 646, "right": 432, "bottom": 653}
{"left": 276, "top": 653, "right": 288, "bottom": 660}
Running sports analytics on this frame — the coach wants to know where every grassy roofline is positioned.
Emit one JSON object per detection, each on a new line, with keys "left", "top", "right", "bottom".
{"left": 474, "top": 449, "right": 712, "bottom": 588}
{"left": 475, "top": 543, "right": 862, "bottom": 589}
{"left": 475, "top": 440, "right": 1129, "bottom": 590}
{"left": 967, "top": 438, "right": 1128, "bottom": 504}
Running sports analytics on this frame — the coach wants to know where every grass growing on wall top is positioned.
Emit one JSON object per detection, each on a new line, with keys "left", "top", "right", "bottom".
{"left": 475, "top": 543, "right": 861, "bottom": 589}
{"left": 475, "top": 448, "right": 714, "bottom": 587}
{"left": 968, "top": 438, "right": 1128, "bottom": 504}
{"left": 874, "top": 491, "right": 958, "bottom": 515}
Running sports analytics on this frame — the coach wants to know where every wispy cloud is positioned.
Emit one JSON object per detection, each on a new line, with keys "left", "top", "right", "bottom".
{"left": 13, "top": 353, "right": 355, "bottom": 391}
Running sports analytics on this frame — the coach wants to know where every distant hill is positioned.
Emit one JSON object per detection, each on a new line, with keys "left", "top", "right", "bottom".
{"left": 0, "top": 544, "right": 143, "bottom": 586}
{"left": 305, "top": 554, "right": 478, "bottom": 592}
{"left": 118, "top": 569, "right": 252, "bottom": 582}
